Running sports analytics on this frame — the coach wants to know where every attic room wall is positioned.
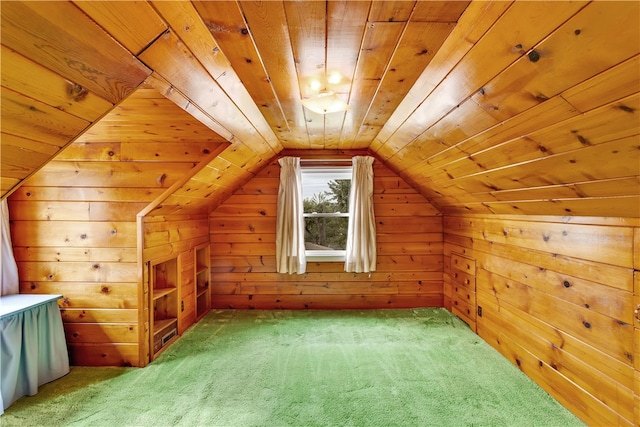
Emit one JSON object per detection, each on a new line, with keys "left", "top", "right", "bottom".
{"left": 443, "top": 214, "right": 638, "bottom": 426}
{"left": 8, "top": 156, "right": 167, "bottom": 367}
{"left": 141, "top": 212, "right": 211, "bottom": 360}
{"left": 209, "top": 153, "right": 443, "bottom": 309}
{"left": 7, "top": 87, "right": 228, "bottom": 367}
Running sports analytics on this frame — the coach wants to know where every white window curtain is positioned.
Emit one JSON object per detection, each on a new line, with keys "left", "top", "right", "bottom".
{"left": 345, "top": 156, "right": 376, "bottom": 273}
{"left": 1, "top": 199, "right": 19, "bottom": 295}
{"left": 276, "top": 157, "right": 306, "bottom": 274}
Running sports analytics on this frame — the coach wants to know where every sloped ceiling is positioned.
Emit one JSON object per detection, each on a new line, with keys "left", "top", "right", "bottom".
{"left": 1, "top": 1, "right": 639, "bottom": 217}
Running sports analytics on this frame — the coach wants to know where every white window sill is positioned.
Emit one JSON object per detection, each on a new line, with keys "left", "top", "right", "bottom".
{"left": 305, "top": 250, "right": 345, "bottom": 262}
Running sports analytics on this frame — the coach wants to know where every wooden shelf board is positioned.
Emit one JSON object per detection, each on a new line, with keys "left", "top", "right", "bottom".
{"left": 153, "top": 287, "right": 176, "bottom": 300}
{"left": 153, "top": 317, "right": 177, "bottom": 334}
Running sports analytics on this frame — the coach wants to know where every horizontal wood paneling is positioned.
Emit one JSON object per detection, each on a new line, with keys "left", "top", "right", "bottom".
{"left": 66, "top": 343, "right": 139, "bottom": 367}
{"left": 0, "top": 1, "right": 156, "bottom": 198}
{"left": 8, "top": 87, "right": 222, "bottom": 367}
{"left": 444, "top": 214, "right": 637, "bottom": 426}
{"left": 3, "top": 1, "right": 638, "bottom": 220}
{"left": 634, "top": 231, "right": 640, "bottom": 427}
{"left": 210, "top": 152, "right": 443, "bottom": 309}
{"left": 141, "top": 212, "right": 211, "bottom": 363}
{"left": 377, "top": 1, "right": 639, "bottom": 218}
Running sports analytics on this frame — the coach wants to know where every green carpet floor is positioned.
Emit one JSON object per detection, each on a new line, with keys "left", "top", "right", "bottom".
{"left": 2, "top": 308, "right": 584, "bottom": 426}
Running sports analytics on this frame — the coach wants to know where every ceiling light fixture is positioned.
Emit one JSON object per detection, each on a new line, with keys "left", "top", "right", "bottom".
{"left": 302, "top": 90, "right": 350, "bottom": 114}
{"left": 302, "top": 72, "right": 349, "bottom": 114}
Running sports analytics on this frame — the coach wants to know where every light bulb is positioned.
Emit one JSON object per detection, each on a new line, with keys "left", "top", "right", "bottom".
{"left": 310, "top": 79, "right": 322, "bottom": 91}
{"left": 327, "top": 72, "right": 342, "bottom": 85}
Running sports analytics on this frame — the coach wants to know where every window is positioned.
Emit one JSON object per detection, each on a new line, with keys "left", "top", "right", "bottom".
{"left": 301, "top": 166, "right": 351, "bottom": 261}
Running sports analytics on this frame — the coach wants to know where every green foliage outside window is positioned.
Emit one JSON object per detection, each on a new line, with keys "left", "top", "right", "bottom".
{"left": 303, "top": 179, "right": 351, "bottom": 250}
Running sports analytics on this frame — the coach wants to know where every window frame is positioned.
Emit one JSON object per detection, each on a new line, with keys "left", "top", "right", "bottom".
{"left": 300, "top": 164, "right": 352, "bottom": 262}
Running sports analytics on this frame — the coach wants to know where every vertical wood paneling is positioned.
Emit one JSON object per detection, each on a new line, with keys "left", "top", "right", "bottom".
{"left": 444, "top": 214, "right": 638, "bottom": 426}
{"left": 238, "top": 0, "right": 308, "bottom": 147}
{"left": 209, "top": 151, "right": 443, "bottom": 309}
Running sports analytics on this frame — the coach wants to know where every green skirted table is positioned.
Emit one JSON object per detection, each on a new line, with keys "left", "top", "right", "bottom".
{"left": 0, "top": 294, "right": 69, "bottom": 414}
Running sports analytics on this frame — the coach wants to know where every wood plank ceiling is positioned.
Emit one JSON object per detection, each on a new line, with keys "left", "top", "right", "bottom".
{"left": 1, "top": 1, "right": 639, "bottom": 217}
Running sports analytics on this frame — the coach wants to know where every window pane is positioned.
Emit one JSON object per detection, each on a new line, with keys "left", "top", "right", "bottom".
{"left": 301, "top": 168, "right": 351, "bottom": 213}
{"left": 301, "top": 167, "right": 351, "bottom": 255}
{"left": 303, "top": 179, "right": 351, "bottom": 214}
{"left": 304, "top": 216, "right": 349, "bottom": 250}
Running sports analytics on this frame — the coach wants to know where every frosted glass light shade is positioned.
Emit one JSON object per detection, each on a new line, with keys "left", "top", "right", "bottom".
{"left": 301, "top": 91, "right": 350, "bottom": 114}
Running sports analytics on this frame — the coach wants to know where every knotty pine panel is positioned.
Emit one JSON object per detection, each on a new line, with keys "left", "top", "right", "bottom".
{"left": 7, "top": 86, "right": 220, "bottom": 367}
{"left": 178, "top": 248, "right": 196, "bottom": 334}
{"left": 61, "top": 308, "right": 138, "bottom": 324}
{"left": 1, "top": 45, "right": 112, "bottom": 123}
{"left": 212, "top": 294, "right": 443, "bottom": 311}
{"left": 1, "top": 1, "right": 150, "bottom": 105}
{"left": 375, "top": 1, "right": 587, "bottom": 157}
{"left": 141, "top": 213, "right": 211, "bottom": 361}
{"left": 235, "top": 1, "right": 311, "bottom": 148}
{"left": 71, "top": 1, "right": 167, "bottom": 56}
{"left": 67, "top": 343, "right": 139, "bottom": 367}
{"left": 209, "top": 157, "right": 443, "bottom": 309}
{"left": 374, "top": 0, "right": 511, "bottom": 147}
{"left": 444, "top": 214, "right": 638, "bottom": 426}
{"left": 25, "top": 282, "right": 138, "bottom": 310}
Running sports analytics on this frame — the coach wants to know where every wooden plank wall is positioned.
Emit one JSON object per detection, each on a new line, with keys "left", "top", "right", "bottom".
{"left": 634, "top": 228, "right": 640, "bottom": 427}
{"left": 209, "top": 153, "right": 443, "bottom": 309}
{"left": 9, "top": 167, "right": 155, "bottom": 367}
{"left": 444, "top": 214, "right": 637, "bottom": 426}
{"left": 141, "top": 213, "right": 211, "bottom": 363}
{"left": 7, "top": 87, "right": 225, "bottom": 367}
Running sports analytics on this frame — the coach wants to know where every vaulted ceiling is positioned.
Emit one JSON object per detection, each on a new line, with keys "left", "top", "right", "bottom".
{"left": 1, "top": 1, "right": 639, "bottom": 217}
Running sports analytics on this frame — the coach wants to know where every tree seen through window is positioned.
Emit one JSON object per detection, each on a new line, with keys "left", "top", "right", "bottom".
{"left": 303, "top": 178, "right": 351, "bottom": 250}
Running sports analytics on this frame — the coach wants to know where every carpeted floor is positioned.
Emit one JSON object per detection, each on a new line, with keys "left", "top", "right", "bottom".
{"left": 1, "top": 308, "right": 584, "bottom": 426}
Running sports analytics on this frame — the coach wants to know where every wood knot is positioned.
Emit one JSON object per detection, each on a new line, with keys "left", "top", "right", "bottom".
{"left": 617, "top": 105, "right": 635, "bottom": 113}
{"left": 66, "top": 82, "right": 89, "bottom": 102}
{"left": 576, "top": 134, "right": 591, "bottom": 146}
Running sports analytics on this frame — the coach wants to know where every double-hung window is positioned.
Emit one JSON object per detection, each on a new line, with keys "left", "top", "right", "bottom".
{"left": 301, "top": 166, "right": 352, "bottom": 262}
